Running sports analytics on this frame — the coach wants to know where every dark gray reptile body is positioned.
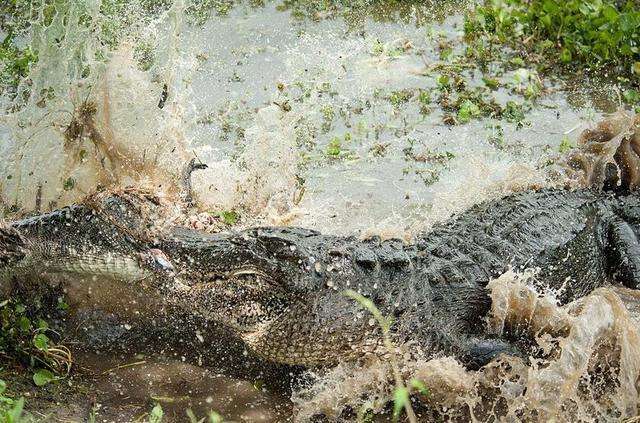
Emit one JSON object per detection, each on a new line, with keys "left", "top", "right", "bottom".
{"left": 153, "top": 188, "right": 640, "bottom": 365}
{"left": 3, "top": 188, "right": 640, "bottom": 367}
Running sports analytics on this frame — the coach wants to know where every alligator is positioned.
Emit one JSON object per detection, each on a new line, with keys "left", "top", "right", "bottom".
{"left": 2, "top": 184, "right": 640, "bottom": 369}
{"left": 1, "top": 113, "right": 639, "bottom": 368}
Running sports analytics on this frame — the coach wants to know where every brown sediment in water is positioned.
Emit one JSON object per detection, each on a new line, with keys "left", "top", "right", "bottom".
{"left": 486, "top": 271, "right": 640, "bottom": 421}
{"left": 69, "top": 352, "right": 292, "bottom": 422}
{"left": 2, "top": 351, "right": 292, "bottom": 422}
{"left": 3, "top": 272, "right": 296, "bottom": 422}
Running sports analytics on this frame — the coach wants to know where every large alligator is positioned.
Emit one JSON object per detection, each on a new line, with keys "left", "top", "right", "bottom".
{"left": 2, "top": 112, "right": 640, "bottom": 369}
{"left": 2, "top": 184, "right": 640, "bottom": 369}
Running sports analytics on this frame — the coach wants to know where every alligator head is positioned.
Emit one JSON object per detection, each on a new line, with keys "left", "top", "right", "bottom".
{"left": 155, "top": 227, "right": 392, "bottom": 366}
{"left": 0, "top": 189, "right": 177, "bottom": 283}
{"left": 157, "top": 226, "right": 493, "bottom": 367}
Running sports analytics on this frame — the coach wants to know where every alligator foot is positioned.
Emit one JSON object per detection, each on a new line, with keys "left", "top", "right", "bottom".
{"left": 461, "top": 338, "right": 522, "bottom": 370}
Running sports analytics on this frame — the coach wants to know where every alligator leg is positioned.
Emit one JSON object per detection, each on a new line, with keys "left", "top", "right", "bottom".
{"left": 529, "top": 211, "right": 640, "bottom": 301}
{"left": 534, "top": 212, "right": 609, "bottom": 304}
{"left": 607, "top": 218, "right": 640, "bottom": 289}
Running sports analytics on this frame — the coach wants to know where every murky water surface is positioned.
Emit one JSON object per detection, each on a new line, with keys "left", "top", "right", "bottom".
{"left": 1, "top": 1, "right": 638, "bottom": 421}
{"left": 182, "top": 1, "right": 622, "bottom": 237}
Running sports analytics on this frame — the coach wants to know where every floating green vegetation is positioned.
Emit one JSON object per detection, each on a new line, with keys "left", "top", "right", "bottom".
{"left": 0, "top": 0, "right": 203, "bottom": 101}
{"left": 558, "top": 135, "right": 574, "bottom": 153}
{"left": 369, "top": 142, "right": 390, "bottom": 157}
{"left": 417, "top": 89, "right": 433, "bottom": 115}
{"left": 146, "top": 403, "right": 225, "bottom": 423}
{"left": 0, "top": 2, "right": 37, "bottom": 95}
{"left": 625, "top": 88, "right": 640, "bottom": 111}
{"left": 485, "top": 123, "right": 505, "bottom": 148}
{"left": 436, "top": 83, "right": 505, "bottom": 126}
{"left": 186, "top": 0, "right": 237, "bottom": 22}
{"left": 320, "top": 104, "right": 336, "bottom": 132}
{"left": 325, "top": 134, "right": 357, "bottom": 160}
{"left": 502, "top": 101, "right": 528, "bottom": 126}
{"left": 388, "top": 89, "right": 414, "bottom": 107}
{"left": 457, "top": 99, "right": 481, "bottom": 123}
{"left": 149, "top": 403, "right": 164, "bottom": 423}
{"left": 403, "top": 139, "right": 456, "bottom": 186}
{"left": 464, "top": 0, "right": 640, "bottom": 81}
{"left": 217, "top": 210, "right": 239, "bottom": 225}
{"left": 326, "top": 136, "right": 343, "bottom": 157}
{"left": 0, "top": 38, "right": 36, "bottom": 96}
{"left": 186, "top": 407, "right": 224, "bottom": 423}
{"left": 276, "top": 0, "right": 463, "bottom": 28}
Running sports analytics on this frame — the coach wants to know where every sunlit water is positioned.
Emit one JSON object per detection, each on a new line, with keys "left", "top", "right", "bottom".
{"left": 1, "top": 1, "right": 638, "bottom": 421}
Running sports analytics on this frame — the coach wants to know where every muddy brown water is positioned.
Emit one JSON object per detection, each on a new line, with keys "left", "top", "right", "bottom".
{"left": 9, "top": 274, "right": 295, "bottom": 422}
{"left": 9, "top": 270, "right": 640, "bottom": 422}
{"left": 59, "top": 352, "right": 292, "bottom": 422}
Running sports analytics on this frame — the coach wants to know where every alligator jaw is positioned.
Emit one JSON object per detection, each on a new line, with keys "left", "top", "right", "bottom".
{"left": 42, "top": 251, "right": 154, "bottom": 281}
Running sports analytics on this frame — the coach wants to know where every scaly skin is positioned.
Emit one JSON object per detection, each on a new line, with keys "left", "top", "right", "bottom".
{"left": 2, "top": 188, "right": 640, "bottom": 367}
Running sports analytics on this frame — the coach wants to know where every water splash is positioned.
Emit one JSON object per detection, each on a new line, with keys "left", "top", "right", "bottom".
{"left": 1, "top": 2, "right": 639, "bottom": 421}
{"left": 0, "top": 1, "right": 193, "bottom": 212}
{"left": 293, "top": 271, "right": 640, "bottom": 421}
{"left": 191, "top": 104, "right": 302, "bottom": 220}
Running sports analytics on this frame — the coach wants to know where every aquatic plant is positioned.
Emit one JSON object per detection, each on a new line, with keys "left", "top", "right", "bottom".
{"left": 0, "top": 380, "right": 25, "bottom": 423}
{"left": 276, "top": 0, "right": 462, "bottom": 28}
{"left": 149, "top": 404, "right": 164, "bottom": 423}
{"left": 186, "top": 407, "right": 224, "bottom": 423}
{"left": 0, "top": 296, "right": 71, "bottom": 387}
{"left": 0, "top": 40, "right": 36, "bottom": 97}
{"left": 464, "top": 0, "right": 640, "bottom": 80}
{"left": 217, "top": 210, "right": 239, "bottom": 225}
{"left": 344, "top": 289, "right": 428, "bottom": 422}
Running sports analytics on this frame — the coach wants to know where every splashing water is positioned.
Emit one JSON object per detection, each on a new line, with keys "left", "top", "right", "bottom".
{"left": 293, "top": 272, "right": 640, "bottom": 421}
{"left": 0, "top": 1, "right": 197, "bottom": 212}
